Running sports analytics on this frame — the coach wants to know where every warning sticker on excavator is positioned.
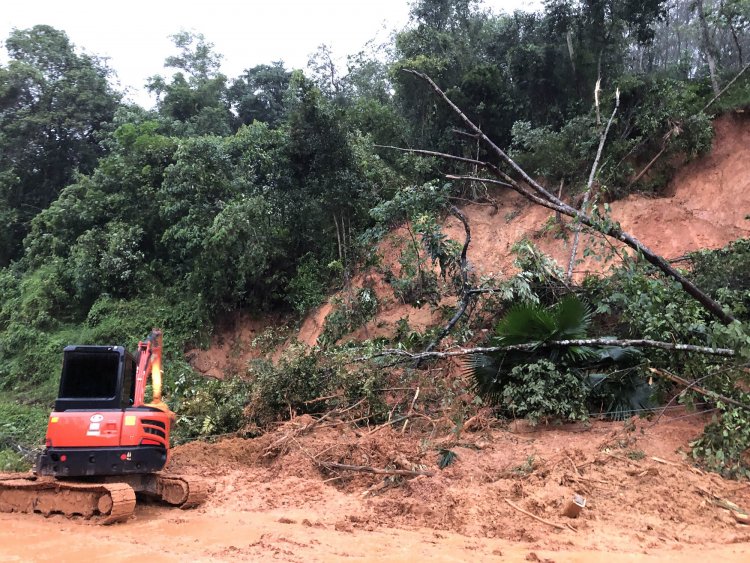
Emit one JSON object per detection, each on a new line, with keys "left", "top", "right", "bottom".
{"left": 87, "top": 413, "right": 104, "bottom": 436}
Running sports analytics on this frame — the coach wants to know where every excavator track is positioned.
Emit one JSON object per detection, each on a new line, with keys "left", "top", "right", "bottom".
{"left": 154, "top": 474, "right": 209, "bottom": 509}
{"left": 0, "top": 475, "right": 136, "bottom": 524}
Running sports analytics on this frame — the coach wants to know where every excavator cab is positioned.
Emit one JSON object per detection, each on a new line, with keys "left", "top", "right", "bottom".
{"left": 54, "top": 346, "right": 135, "bottom": 412}
{"left": 37, "top": 333, "right": 173, "bottom": 478}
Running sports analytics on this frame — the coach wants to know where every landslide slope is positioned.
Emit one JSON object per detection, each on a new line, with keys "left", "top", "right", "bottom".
{"left": 325, "top": 113, "right": 750, "bottom": 345}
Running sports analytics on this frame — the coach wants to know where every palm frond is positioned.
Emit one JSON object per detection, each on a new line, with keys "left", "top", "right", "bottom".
{"left": 466, "top": 295, "right": 644, "bottom": 411}
{"left": 494, "top": 302, "right": 556, "bottom": 344}
{"left": 552, "top": 295, "right": 592, "bottom": 340}
{"left": 464, "top": 353, "right": 506, "bottom": 403}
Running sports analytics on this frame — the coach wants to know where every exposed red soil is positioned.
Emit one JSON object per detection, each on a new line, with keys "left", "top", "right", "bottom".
{"left": 187, "top": 312, "right": 288, "bottom": 378}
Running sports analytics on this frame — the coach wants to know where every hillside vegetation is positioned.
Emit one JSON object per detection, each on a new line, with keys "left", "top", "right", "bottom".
{"left": 1, "top": 0, "right": 750, "bottom": 477}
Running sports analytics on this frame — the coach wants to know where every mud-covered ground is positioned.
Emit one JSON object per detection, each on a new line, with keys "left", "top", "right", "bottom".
{"left": 2, "top": 411, "right": 750, "bottom": 562}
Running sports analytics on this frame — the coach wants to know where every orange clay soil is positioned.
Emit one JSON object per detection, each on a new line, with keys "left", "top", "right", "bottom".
{"left": 2, "top": 413, "right": 749, "bottom": 562}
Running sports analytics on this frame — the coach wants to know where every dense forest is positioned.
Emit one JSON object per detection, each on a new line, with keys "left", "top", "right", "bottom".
{"left": 1, "top": 0, "right": 750, "bottom": 476}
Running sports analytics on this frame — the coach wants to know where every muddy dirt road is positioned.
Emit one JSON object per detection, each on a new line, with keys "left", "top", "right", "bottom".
{"left": 1, "top": 504, "right": 748, "bottom": 562}
{"left": 3, "top": 414, "right": 750, "bottom": 562}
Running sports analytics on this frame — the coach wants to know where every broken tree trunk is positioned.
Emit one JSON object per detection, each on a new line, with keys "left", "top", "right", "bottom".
{"left": 361, "top": 338, "right": 737, "bottom": 362}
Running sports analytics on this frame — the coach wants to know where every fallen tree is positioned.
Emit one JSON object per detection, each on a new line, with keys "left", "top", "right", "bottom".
{"left": 362, "top": 339, "right": 738, "bottom": 362}
{"left": 397, "top": 68, "right": 736, "bottom": 326}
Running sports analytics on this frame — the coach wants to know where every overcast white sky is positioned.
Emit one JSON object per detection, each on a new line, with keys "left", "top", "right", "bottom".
{"left": 1, "top": 0, "right": 541, "bottom": 107}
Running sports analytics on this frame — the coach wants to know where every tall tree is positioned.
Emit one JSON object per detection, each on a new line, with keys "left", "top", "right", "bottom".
{"left": 0, "top": 25, "right": 120, "bottom": 266}
{"left": 147, "top": 31, "right": 232, "bottom": 135}
{"left": 697, "top": 0, "right": 722, "bottom": 93}
{"left": 228, "top": 62, "right": 292, "bottom": 127}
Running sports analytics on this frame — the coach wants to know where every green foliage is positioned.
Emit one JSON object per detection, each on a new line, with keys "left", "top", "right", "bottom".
{"left": 501, "top": 360, "right": 589, "bottom": 425}
{"left": 0, "top": 449, "right": 28, "bottom": 472}
{"left": 691, "top": 404, "right": 750, "bottom": 479}
{"left": 438, "top": 448, "right": 458, "bottom": 469}
{"left": 0, "top": 286, "right": 208, "bottom": 392}
{"left": 0, "top": 25, "right": 120, "bottom": 265}
{"left": 0, "top": 399, "right": 47, "bottom": 450}
{"left": 580, "top": 246, "right": 750, "bottom": 476}
{"left": 510, "top": 117, "right": 599, "bottom": 184}
{"left": 146, "top": 31, "right": 232, "bottom": 136}
{"left": 319, "top": 288, "right": 379, "bottom": 347}
{"left": 169, "top": 365, "right": 253, "bottom": 443}
{"left": 688, "top": 238, "right": 750, "bottom": 320}
{"left": 369, "top": 183, "right": 464, "bottom": 309}
{"left": 467, "top": 292, "right": 650, "bottom": 423}
{"left": 494, "top": 295, "right": 593, "bottom": 347}
{"left": 70, "top": 222, "right": 147, "bottom": 304}
{"left": 245, "top": 343, "right": 387, "bottom": 426}
{"left": 605, "top": 75, "right": 714, "bottom": 195}
{"left": 0, "top": 399, "right": 48, "bottom": 471}
{"left": 229, "top": 62, "right": 292, "bottom": 127}
{"left": 584, "top": 260, "right": 711, "bottom": 348}
{"left": 509, "top": 74, "right": 716, "bottom": 197}
{"left": 1, "top": 4, "right": 750, "bottom": 474}
{"left": 286, "top": 254, "right": 331, "bottom": 316}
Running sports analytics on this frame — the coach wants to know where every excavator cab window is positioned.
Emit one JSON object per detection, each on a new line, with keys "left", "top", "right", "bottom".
{"left": 55, "top": 346, "right": 126, "bottom": 411}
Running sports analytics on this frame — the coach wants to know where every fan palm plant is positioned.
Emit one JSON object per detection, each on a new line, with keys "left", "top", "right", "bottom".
{"left": 466, "top": 295, "right": 651, "bottom": 421}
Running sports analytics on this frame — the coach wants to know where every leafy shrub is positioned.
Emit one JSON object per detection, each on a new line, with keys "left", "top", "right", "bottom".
{"left": 168, "top": 365, "right": 253, "bottom": 443}
{"left": 0, "top": 399, "right": 49, "bottom": 470}
{"left": 510, "top": 117, "right": 599, "bottom": 185}
{"left": 691, "top": 404, "right": 750, "bottom": 479}
{"left": 0, "top": 449, "right": 28, "bottom": 472}
{"left": 245, "top": 343, "right": 387, "bottom": 427}
{"left": 286, "top": 253, "right": 331, "bottom": 316}
{"left": 70, "top": 222, "right": 146, "bottom": 303}
{"left": 580, "top": 248, "right": 750, "bottom": 477}
{"left": 501, "top": 360, "right": 588, "bottom": 424}
{"left": 0, "top": 290, "right": 207, "bottom": 393}
{"left": 688, "top": 238, "right": 750, "bottom": 320}
{"left": 467, "top": 293, "right": 652, "bottom": 423}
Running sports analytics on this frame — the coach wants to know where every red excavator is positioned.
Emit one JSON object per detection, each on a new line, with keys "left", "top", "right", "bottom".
{"left": 0, "top": 330, "right": 206, "bottom": 523}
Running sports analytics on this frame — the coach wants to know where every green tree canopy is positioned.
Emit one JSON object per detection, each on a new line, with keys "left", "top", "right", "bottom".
{"left": 0, "top": 25, "right": 120, "bottom": 265}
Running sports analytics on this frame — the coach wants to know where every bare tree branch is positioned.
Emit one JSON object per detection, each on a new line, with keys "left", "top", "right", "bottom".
{"left": 567, "top": 88, "right": 620, "bottom": 280}
{"left": 401, "top": 68, "right": 736, "bottom": 325}
{"left": 422, "top": 206, "right": 473, "bottom": 355}
{"left": 402, "top": 69, "right": 567, "bottom": 208}
{"left": 445, "top": 174, "right": 513, "bottom": 188}
{"left": 358, "top": 339, "right": 736, "bottom": 363}
{"left": 649, "top": 367, "right": 750, "bottom": 411}
{"left": 374, "top": 145, "right": 500, "bottom": 174}
{"left": 702, "top": 62, "right": 750, "bottom": 111}
{"left": 322, "top": 462, "right": 434, "bottom": 477}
